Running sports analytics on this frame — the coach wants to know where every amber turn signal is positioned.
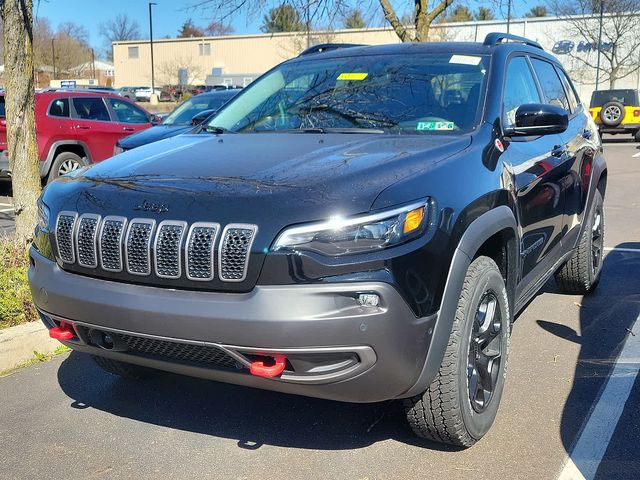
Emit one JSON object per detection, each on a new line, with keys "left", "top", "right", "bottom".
{"left": 403, "top": 207, "right": 425, "bottom": 234}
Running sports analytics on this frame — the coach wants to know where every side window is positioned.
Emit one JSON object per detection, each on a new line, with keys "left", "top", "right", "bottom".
{"left": 108, "top": 98, "right": 150, "bottom": 124}
{"left": 556, "top": 67, "right": 581, "bottom": 113}
{"left": 503, "top": 57, "right": 541, "bottom": 128}
{"left": 530, "top": 58, "right": 570, "bottom": 111}
{"left": 72, "top": 97, "right": 111, "bottom": 121}
{"left": 128, "top": 46, "right": 139, "bottom": 59}
{"left": 49, "top": 98, "right": 70, "bottom": 117}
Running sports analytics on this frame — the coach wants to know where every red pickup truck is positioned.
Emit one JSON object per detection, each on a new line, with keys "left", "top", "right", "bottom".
{"left": 0, "top": 90, "right": 156, "bottom": 183}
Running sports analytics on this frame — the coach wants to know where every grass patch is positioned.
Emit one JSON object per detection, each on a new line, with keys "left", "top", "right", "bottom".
{"left": 0, "top": 238, "right": 38, "bottom": 329}
{"left": 0, "top": 345, "right": 70, "bottom": 377}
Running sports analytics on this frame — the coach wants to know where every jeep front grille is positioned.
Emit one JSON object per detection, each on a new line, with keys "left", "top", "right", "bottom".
{"left": 55, "top": 212, "right": 78, "bottom": 263}
{"left": 54, "top": 212, "right": 256, "bottom": 283}
{"left": 99, "top": 217, "right": 126, "bottom": 272}
{"left": 219, "top": 225, "right": 257, "bottom": 282}
{"left": 76, "top": 214, "right": 100, "bottom": 268}
{"left": 126, "top": 220, "right": 155, "bottom": 276}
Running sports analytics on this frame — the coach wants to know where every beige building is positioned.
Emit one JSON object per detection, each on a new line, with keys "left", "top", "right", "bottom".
{"left": 113, "top": 15, "right": 640, "bottom": 101}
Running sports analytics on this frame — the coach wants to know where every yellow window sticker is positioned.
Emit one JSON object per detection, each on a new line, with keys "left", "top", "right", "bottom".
{"left": 337, "top": 72, "right": 368, "bottom": 81}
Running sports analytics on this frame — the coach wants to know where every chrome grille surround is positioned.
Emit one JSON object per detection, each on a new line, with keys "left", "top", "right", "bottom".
{"left": 218, "top": 224, "right": 257, "bottom": 282}
{"left": 185, "top": 222, "right": 220, "bottom": 281}
{"left": 153, "top": 220, "right": 187, "bottom": 279}
{"left": 124, "top": 219, "right": 156, "bottom": 276}
{"left": 55, "top": 211, "right": 78, "bottom": 264}
{"left": 99, "top": 216, "right": 127, "bottom": 272}
{"left": 75, "top": 214, "right": 101, "bottom": 268}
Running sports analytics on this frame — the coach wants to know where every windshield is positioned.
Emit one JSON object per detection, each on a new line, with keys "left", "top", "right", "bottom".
{"left": 590, "top": 89, "right": 639, "bottom": 108}
{"left": 163, "top": 93, "right": 234, "bottom": 126}
{"left": 207, "top": 53, "right": 489, "bottom": 134}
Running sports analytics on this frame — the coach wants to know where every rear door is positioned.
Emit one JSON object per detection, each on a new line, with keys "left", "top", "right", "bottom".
{"left": 71, "top": 96, "right": 124, "bottom": 161}
{"left": 501, "top": 56, "right": 567, "bottom": 285}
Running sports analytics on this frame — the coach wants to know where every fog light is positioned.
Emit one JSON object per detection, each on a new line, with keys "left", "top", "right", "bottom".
{"left": 358, "top": 293, "right": 380, "bottom": 307}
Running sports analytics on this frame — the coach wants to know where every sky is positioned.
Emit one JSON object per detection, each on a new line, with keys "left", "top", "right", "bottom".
{"left": 35, "top": 0, "right": 532, "bottom": 56}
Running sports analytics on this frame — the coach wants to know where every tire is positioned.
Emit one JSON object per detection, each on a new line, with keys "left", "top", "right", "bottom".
{"left": 47, "top": 151, "right": 85, "bottom": 184}
{"left": 634, "top": 130, "right": 640, "bottom": 142}
{"left": 404, "top": 256, "right": 510, "bottom": 447}
{"left": 92, "top": 355, "right": 156, "bottom": 380}
{"left": 599, "top": 101, "right": 625, "bottom": 127}
{"left": 554, "top": 190, "right": 605, "bottom": 294}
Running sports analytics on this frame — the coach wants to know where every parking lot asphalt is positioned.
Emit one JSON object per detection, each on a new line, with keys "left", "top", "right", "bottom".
{"left": 0, "top": 182, "right": 14, "bottom": 236}
{"left": 0, "top": 141, "right": 639, "bottom": 480}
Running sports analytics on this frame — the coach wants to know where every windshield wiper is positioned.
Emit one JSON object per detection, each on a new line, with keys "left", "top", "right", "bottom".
{"left": 271, "top": 127, "right": 385, "bottom": 134}
{"left": 203, "top": 125, "right": 235, "bottom": 134}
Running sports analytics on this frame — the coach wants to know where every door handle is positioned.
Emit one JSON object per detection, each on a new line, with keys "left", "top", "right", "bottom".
{"left": 75, "top": 125, "right": 90, "bottom": 130}
{"left": 122, "top": 127, "right": 135, "bottom": 132}
{"left": 551, "top": 145, "right": 566, "bottom": 157}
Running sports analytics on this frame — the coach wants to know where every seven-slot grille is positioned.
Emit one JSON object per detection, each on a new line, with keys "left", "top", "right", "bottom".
{"left": 54, "top": 212, "right": 256, "bottom": 282}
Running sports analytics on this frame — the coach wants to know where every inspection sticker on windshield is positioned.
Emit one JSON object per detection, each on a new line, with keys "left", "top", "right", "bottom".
{"left": 417, "top": 121, "right": 455, "bottom": 131}
{"left": 449, "top": 54, "right": 482, "bottom": 65}
{"left": 337, "top": 72, "right": 368, "bottom": 81}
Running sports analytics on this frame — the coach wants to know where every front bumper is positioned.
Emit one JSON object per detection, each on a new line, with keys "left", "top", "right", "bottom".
{"left": 28, "top": 248, "right": 436, "bottom": 403}
{"left": 0, "top": 150, "right": 10, "bottom": 179}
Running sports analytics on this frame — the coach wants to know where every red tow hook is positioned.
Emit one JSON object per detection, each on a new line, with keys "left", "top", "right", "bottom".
{"left": 249, "top": 355, "right": 287, "bottom": 378}
{"left": 49, "top": 322, "right": 75, "bottom": 341}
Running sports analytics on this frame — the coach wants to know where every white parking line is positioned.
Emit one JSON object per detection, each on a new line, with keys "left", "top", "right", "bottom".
{"left": 633, "top": 152, "right": 640, "bottom": 158}
{"left": 557, "top": 314, "right": 640, "bottom": 480}
{"left": 604, "top": 247, "right": 640, "bottom": 253}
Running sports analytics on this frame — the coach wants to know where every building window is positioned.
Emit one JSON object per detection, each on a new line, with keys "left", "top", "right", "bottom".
{"left": 106, "top": 69, "right": 114, "bottom": 77}
{"left": 199, "top": 43, "right": 211, "bottom": 56}
{"left": 223, "top": 78, "right": 232, "bottom": 86}
{"left": 243, "top": 77, "right": 253, "bottom": 87}
{"left": 128, "top": 46, "right": 139, "bottom": 59}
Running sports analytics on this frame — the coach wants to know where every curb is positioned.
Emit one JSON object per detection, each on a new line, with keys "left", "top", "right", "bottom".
{"left": 0, "top": 322, "right": 61, "bottom": 371}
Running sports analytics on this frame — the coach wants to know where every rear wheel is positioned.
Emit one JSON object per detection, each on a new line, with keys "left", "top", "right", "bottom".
{"left": 47, "top": 151, "right": 85, "bottom": 183}
{"left": 92, "top": 355, "right": 156, "bottom": 380}
{"left": 404, "top": 256, "right": 510, "bottom": 447}
{"left": 554, "top": 190, "right": 605, "bottom": 294}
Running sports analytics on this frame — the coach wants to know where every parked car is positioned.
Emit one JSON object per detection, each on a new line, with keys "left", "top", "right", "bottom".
{"left": 117, "top": 86, "right": 144, "bottom": 100}
{"left": 0, "top": 91, "right": 157, "bottom": 183}
{"left": 31, "top": 34, "right": 606, "bottom": 447}
{"left": 115, "top": 90, "right": 239, "bottom": 152}
{"left": 589, "top": 88, "right": 640, "bottom": 141}
{"left": 135, "top": 87, "right": 163, "bottom": 102}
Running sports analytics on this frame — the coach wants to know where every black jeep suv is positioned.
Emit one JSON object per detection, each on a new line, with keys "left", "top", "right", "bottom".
{"left": 29, "top": 33, "right": 607, "bottom": 447}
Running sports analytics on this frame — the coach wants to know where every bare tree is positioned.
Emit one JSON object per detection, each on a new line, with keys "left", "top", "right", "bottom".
{"left": 1, "top": 0, "right": 41, "bottom": 241}
{"left": 100, "top": 14, "right": 141, "bottom": 60}
{"left": 156, "top": 55, "right": 204, "bottom": 86}
{"left": 192, "top": 0, "right": 453, "bottom": 42}
{"left": 550, "top": 0, "right": 640, "bottom": 88}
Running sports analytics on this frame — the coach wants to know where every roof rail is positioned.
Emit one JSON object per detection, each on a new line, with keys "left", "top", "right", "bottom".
{"left": 298, "top": 43, "right": 366, "bottom": 57}
{"left": 483, "top": 32, "right": 543, "bottom": 50}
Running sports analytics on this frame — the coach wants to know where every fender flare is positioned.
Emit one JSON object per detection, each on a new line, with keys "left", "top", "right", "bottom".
{"left": 41, "top": 140, "right": 92, "bottom": 178}
{"left": 401, "top": 205, "right": 518, "bottom": 398}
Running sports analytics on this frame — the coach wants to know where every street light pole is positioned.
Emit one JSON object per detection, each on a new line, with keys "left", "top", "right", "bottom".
{"left": 148, "top": 2, "right": 157, "bottom": 92}
{"left": 595, "top": 0, "right": 604, "bottom": 90}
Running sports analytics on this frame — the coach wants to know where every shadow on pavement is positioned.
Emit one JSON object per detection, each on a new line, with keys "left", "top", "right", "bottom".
{"left": 57, "top": 352, "right": 458, "bottom": 452}
{"left": 537, "top": 242, "right": 640, "bottom": 479}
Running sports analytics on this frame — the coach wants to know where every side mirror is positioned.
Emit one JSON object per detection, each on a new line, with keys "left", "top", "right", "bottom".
{"left": 191, "top": 109, "right": 216, "bottom": 126}
{"left": 505, "top": 103, "right": 569, "bottom": 136}
{"left": 149, "top": 114, "right": 163, "bottom": 125}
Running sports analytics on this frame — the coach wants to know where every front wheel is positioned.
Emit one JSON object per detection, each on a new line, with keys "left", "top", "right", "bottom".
{"left": 404, "top": 256, "right": 510, "bottom": 447}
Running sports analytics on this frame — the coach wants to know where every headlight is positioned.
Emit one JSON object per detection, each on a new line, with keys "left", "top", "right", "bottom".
{"left": 37, "top": 198, "right": 50, "bottom": 230}
{"left": 272, "top": 200, "right": 428, "bottom": 256}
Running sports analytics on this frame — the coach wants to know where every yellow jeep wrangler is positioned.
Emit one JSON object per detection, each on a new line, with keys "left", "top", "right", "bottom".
{"left": 589, "top": 89, "right": 640, "bottom": 141}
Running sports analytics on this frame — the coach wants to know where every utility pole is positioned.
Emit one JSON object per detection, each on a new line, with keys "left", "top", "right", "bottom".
{"left": 91, "top": 48, "right": 96, "bottom": 81}
{"left": 51, "top": 39, "right": 56, "bottom": 78}
{"left": 149, "top": 2, "right": 157, "bottom": 92}
{"left": 506, "top": 0, "right": 512, "bottom": 33}
{"left": 595, "top": 0, "right": 604, "bottom": 90}
{"left": 305, "top": 2, "right": 311, "bottom": 49}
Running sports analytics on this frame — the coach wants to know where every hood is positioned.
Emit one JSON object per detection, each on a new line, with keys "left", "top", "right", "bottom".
{"left": 118, "top": 125, "right": 194, "bottom": 149}
{"left": 45, "top": 132, "right": 470, "bottom": 246}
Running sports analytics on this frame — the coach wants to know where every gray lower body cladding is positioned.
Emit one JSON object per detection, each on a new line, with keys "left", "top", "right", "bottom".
{"left": 28, "top": 248, "right": 437, "bottom": 403}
